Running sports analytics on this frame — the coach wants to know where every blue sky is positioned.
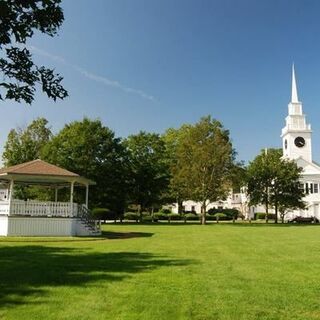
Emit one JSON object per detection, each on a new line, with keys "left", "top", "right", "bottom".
{"left": 3, "top": 0, "right": 320, "bottom": 163}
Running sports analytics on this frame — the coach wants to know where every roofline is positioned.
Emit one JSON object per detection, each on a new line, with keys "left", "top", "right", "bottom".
{"left": 0, "top": 173, "right": 95, "bottom": 185}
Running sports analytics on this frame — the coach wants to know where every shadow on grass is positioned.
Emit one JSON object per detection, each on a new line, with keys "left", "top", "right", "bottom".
{"left": 0, "top": 231, "right": 154, "bottom": 243}
{"left": 101, "top": 230, "right": 154, "bottom": 239}
{"left": 0, "top": 246, "right": 193, "bottom": 308}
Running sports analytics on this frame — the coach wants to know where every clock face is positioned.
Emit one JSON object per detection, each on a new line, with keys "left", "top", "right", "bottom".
{"left": 294, "top": 136, "right": 305, "bottom": 148}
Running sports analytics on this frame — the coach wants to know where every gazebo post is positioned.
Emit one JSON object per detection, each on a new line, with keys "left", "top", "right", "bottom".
{"left": 55, "top": 187, "right": 58, "bottom": 203}
{"left": 8, "top": 179, "right": 14, "bottom": 215}
{"left": 85, "top": 184, "right": 89, "bottom": 208}
{"left": 70, "top": 181, "right": 74, "bottom": 216}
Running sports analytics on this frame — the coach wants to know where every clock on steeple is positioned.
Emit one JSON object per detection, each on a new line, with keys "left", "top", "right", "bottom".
{"left": 281, "top": 65, "right": 312, "bottom": 162}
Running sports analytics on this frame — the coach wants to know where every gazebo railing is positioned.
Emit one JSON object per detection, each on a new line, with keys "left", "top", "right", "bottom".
{"left": 1, "top": 200, "right": 79, "bottom": 217}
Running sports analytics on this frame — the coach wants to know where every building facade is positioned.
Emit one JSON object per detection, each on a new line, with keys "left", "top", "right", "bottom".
{"left": 173, "top": 66, "right": 320, "bottom": 221}
{"left": 280, "top": 65, "right": 320, "bottom": 220}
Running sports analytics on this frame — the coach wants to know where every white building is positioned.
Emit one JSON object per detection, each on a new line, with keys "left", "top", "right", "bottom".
{"left": 173, "top": 65, "right": 320, "bottom": 221}
{"left": 280, "top": 65, "right": 320, "bottom": 220}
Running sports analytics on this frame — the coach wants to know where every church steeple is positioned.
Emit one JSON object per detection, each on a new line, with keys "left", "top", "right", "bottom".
{"left": 281, "top": 65, "right": 312, "bottom": 162}
{"left": 291, "top": 64, "right": 299, "bottom": 103}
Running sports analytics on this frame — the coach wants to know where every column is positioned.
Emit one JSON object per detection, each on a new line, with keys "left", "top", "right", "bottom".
{"left": 85, "top": 184, "right": 89, "bottom": 208}
{"left": 8, "top": 180, "right": 14, "bottom": 215}
{"left": 55, "top": 187, "right": 58, "bottom": 202}
{"left": 70, "top": 181, "right": 74, "bottom": 216}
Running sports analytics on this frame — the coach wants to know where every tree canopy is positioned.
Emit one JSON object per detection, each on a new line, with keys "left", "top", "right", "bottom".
{"left": 124, "top": 131, "right": 170, "bottom": 217}
{"left": 42, "top": 118, "right": 128, "bottom": 211}
{"left": 2, "top": 117, "right": 52, "bottom": 166}
{"left": 0, "top": 0, "right": 67, "bottom": 104}
{"left": 172, "top": 116, "right": 235, "bottom": 224}
{"left": 246, "top": 148, "right": 305, "bottom": 223}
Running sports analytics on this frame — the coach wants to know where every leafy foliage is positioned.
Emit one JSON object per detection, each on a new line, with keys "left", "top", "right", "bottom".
{"left": 0, "top": 0, "right": 67, "bottom": 103}
{"left": 2, "top": 117, "right": 52, "bottom": 166}
{"left": 124, "top": 132, "right": 170, "bottom": 213}
{"left": 247, "top": 149, "right": 305, "bottom": 223}
{"left": 171, "top": 116, "right": 235, "bottom": 224}
{"left": 42, "top": 118, "right": 129, "bottom": 211}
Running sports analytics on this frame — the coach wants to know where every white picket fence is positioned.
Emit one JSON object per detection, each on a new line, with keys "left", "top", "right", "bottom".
{"left": 0, "top": 200, "right": 79, "bottom": 217}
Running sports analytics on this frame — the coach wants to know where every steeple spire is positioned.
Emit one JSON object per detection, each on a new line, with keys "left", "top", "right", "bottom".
{"left": 291, "top": 64, "right": 299, "bottom": 103}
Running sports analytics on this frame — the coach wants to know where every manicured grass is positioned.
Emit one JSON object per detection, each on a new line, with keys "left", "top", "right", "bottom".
{"left": 0, "top": 223, "right": 320, "bottom": 320}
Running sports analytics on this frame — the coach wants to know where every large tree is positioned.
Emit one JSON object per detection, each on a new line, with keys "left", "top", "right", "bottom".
{"left": 163, "top": 126, "right": 191, "bottom": 214}
{"left": 124, "top": 131, "right": 170, "bottom": 218}
{"left": 0, "top": 0, "right": 67, "bottom": 104}
{"left": 42, "top": 118, "right": 129, "bottom": 212}
{"left": 2, "top": 117, "right": 53, "bottom": 200}
{"left": 2, "top": 117, "right": 52, "bottom": 166}
{"left": 246, "top": 148, "right": 305, "bottom": 223}
{"left": 174, "top": 116, "right": 235, "bottom": 224}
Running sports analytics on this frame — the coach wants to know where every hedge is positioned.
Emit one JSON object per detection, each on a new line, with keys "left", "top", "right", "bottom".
{"left": 184, "top": 213, "right": 199, "bottom": 221}
{"left": 92, "top": 208, "right": 115, "bottom": 220}
{"left": 255, "top": 212, "right": 276, "bottom": 220}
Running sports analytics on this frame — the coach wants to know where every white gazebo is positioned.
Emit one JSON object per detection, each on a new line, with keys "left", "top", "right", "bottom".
{"left": 0, "top": 159, "right": 100, "bottom": 236}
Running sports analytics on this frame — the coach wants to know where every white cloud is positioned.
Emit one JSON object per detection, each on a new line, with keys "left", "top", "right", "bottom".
{"left": 29, "top": 45, "right": 155, "bottom": 101}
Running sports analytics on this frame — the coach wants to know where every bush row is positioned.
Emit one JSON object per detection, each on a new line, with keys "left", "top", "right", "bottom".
{"left": 254, "top": 212, "right": 276, "bottom": 220}
{"left": 122, "top": 212, "right": 230, "bottom": 222}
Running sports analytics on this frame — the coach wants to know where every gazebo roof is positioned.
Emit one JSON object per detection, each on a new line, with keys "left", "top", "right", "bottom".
{"left": 0, "top": 159, "right": 95, "bottom": 186}
{"left": 0, "top": 159, "right": 79, "bottom": 177}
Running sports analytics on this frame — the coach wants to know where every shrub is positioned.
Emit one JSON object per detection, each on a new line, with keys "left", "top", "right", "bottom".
{"left": 213, "top": 212, "right": 227, "bottom": 223}
{"left": 124, "top": 212, "right": 140, "bottom": 222}
{"left": 92, "top": 208, "right": 115, "bottom": 220}
{"left": 184, "top": 213, "right": 199, "bottom": 221}
{"left": 142, "top": 215, "right": 155, "bottom": 223}
{"left": 207, "top": 208, "right": 221, "bottom": 215}
{"left": 255, "top": 213, "right": 276, "bottom": 220}
{"left": 154, "top": 212, "right": 168, "bottom": 220}
{"left": 205, "top": 214, "right": 216, "bottom": 221}
{"left": 161, "top": 208, "right": 172, "bottom": 214}
{"left": 167, "top": 213, "right": 181, "bottom": 222}
{"left": 223, "top": 209, "right": 239, "bottom": 219}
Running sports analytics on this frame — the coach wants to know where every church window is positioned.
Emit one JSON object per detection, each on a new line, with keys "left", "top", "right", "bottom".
{"left": 314, "top": 184, "right": 319, "bottom": 194}
{"left": 305, "top": 183, "right": 309, "bottom": 194}
{"left": 310, "top": 183, "right": 314, "bottom": 194}
{"left": 191, "top": 205, "right": 195, "bottom": 212}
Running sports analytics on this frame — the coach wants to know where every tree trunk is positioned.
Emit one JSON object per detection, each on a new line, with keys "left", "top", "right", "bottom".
{"left": 265, "top": 193, "right": 269, "bottom": 224}
{"left": 281, "top": 214, "right": 284, "bottom": 224}
{"left": 274, "top": 202, "right": 278, "bottom": 224}
{"left": 201, "top": 202, "right": 206, "bottom": 225}
{"left": 151, "top": 207, "right": 154, "bottom": 223}
{"left": 178, "top": 199, "right": 183, "bottom": 215}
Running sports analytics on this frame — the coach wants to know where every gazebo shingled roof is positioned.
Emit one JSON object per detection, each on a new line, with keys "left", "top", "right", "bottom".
{"left": 0, "top": 159, "right": 95, "bottom": 186}
{"left": 0, "top": 159, "right": 79, "bottom": 177}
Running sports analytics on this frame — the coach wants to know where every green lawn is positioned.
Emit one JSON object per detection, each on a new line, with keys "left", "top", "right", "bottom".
{"left": 0, "top": 223, "right": 320, "bottom": 320}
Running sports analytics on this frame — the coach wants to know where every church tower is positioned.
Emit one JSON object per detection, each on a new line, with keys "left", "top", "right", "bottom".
{"left": 281, "top": 65, "right": 312, "bottom": 162}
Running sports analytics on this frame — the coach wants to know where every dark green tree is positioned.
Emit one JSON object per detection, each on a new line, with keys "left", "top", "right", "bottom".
{"left": 0, "top": 0, "right": 67, "bottom": 104}
{"left": 42, "top": 118, "right": 129, "bottom": 213}
{"left": 124, "top": 132, "right": 170, "bottom": 219}
{"left": 247, "top": 148, "right": 305, "bottom": 223}
{"left": 163, "top": 126, "right": 191, "bottom": 214}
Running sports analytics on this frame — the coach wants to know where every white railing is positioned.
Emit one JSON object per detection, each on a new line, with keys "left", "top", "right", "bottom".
{"left": 0, "top": 201, "right": 9, "bottom": 215}
{"left": 0, "top": 200, "right": 79, "bottom": 217}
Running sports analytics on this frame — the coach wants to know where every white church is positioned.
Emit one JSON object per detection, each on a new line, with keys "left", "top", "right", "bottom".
{"left": 173, "top": 65, "right": 320, "bottom": 221}
{"left": 281, "top": 65, "right": 320, "bottom": 220}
